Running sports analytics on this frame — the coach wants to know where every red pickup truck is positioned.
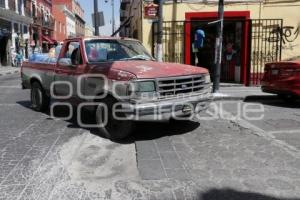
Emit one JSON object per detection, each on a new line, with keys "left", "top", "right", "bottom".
{"left": 21, "top": 37, "right": 212, "bottom": 139}
{"left": 261, "top": 60, "right": 300, "bottom": 102}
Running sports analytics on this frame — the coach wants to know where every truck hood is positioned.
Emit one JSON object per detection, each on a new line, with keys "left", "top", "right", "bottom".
{"left": 111, "top": 61, "right": 208, "bottom": 79}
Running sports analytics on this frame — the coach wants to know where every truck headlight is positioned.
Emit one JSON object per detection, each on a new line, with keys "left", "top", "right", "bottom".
{"left": 128, "top": 81, "right": 157, "bottom": 99}
{"left": 204, "top": 74, "right": 211, "bottom": 84}
{"left": 136, "top": 81, "right": 156, "bottom": 92}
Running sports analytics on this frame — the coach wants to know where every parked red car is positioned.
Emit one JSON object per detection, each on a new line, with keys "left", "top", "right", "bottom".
{"left": 261, "top": 60, "right": 300, "bottom": 101}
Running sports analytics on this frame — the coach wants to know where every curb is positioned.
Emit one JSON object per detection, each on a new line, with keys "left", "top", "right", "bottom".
{"left": 0, "top": 70, "right": 20, "bottom": 76}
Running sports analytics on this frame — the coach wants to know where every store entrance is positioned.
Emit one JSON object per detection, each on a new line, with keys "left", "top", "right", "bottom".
{"left": 0, "top": 35, "right": 9, "bottom": 66}
{"left": 190, "top": 20, "right": 244, "bottom": 83}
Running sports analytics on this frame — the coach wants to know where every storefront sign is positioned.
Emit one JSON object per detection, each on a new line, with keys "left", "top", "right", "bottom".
{"left": 144, "top": 3, "right": 158, "bottom": 19}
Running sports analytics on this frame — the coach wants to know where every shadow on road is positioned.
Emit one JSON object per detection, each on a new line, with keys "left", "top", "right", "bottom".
{"left": 16, "top": 100, "right": 200, "bottom": 143}
{"left": 244, "top": 96, "right": 300, "bottom": 108}
{"left": 199, "top": 188, "right": 299, "bottom": 200}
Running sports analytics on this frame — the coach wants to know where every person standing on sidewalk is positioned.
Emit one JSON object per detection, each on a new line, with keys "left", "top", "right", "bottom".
{"left": 15, "top": 51, "right": 23, "bottom": 68}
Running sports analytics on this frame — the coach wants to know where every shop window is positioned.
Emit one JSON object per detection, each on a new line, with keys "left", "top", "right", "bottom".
{"left": 24, "top": 25, "right": 28, "bottom": 34}
{"left": 14, "top": 23, "right": 19, "bottom": 33}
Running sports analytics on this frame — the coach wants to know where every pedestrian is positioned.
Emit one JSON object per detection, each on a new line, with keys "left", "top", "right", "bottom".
{"left": 15, "top": 52, "right": 23, "bottom": 68}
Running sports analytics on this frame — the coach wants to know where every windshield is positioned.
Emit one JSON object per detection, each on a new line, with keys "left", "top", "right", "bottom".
{"left": 85, "top": 39, "right": 153, "bottom": 62}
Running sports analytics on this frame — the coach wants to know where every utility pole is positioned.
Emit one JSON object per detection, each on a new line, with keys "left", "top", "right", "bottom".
{"left": 213, "top": 0, "right": 224, "bottom": 93}
{"left": 94, "top": 0, "right": 99, "bottom": 36}
{"left": 156, "top": 0, "right": 163, "bottom": 62}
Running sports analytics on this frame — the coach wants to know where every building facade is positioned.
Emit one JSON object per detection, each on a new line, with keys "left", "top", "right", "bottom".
{"left": 0, "top": 0, "right": 33, "bottom": 66}
{"left": 53, "top": 0, "right": 85, "bottom": 37}
{"left": 52, "top": 5, "right": 66, "bottom": 42}
{"left": 53, "top": 4, "right": 75, "bottom": 39}
{"left": 31, "top": 0, "right": 55, "bottom": 53}
{"left": 120, "top": 0, "right": 300, "bottom": 86}
{"left": 84, "top": 24, "right": 94, "bottom": 37}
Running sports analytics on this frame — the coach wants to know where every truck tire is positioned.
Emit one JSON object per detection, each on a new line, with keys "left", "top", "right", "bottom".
{"left": 95, "top": 97, "right": 133, "bottom": 140}
{"left": 31, "top": 81, "right": 50, "bottom": 112}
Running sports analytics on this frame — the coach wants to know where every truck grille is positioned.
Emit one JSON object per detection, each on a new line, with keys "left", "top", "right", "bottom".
{"left": 157, "top": 75, "right": 206, "bottom": 99}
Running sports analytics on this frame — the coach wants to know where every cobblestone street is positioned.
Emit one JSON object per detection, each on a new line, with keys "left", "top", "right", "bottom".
{"left": 0, "top": 74, "right": 299, "bottom": 200}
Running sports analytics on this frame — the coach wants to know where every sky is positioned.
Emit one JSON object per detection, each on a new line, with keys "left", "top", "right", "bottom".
{"left": 77, "top": 0, "right": 120, "bottom": 36}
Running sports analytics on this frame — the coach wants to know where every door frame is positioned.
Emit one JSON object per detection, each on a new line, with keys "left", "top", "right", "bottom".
{"left": 185, "top": 11, "right": 250, "bottom": 84}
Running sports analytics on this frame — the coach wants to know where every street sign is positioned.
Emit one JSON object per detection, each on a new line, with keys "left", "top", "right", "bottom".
{"left": 144, "top": 3, "right": 158, "bottom": 19}
{"left": 92, "top": 12, "right": 105, "bottom": 27}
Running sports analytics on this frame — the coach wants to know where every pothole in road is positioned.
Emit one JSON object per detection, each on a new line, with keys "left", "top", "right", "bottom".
{"left": 59, "top": 132, "right": 142, "bottom": 193}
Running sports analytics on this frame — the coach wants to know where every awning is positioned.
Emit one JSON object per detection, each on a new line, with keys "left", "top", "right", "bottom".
{"left": 42, "top": 35, "right": 57, "bottom": 45}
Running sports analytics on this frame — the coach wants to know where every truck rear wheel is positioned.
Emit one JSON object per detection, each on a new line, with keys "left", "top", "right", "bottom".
{"left": 95, "top": 97, "right": 133, "bottom": 140}
{"left": 31, "top": 81, "right": 50, "bottom": 112}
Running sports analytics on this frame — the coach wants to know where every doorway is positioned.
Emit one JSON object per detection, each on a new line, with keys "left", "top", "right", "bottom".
{"left": 185, "top": 11, "right": 250, "bottom": 84}
{"left": 190, "top": 20, "right": 243, "bottom": 82}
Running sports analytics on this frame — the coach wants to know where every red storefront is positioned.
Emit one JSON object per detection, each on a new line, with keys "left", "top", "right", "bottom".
{"left": 185, "top": 11, "right": 250, "bottom": 85}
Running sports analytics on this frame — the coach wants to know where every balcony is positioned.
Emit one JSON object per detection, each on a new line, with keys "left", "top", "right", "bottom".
{"left": 32, "top": 9, "right": 54, "bottom": 30}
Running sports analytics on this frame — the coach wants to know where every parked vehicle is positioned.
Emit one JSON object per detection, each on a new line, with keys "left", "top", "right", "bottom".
{"left": 21, "top": 37, "right": 212, "bottom": 139}
{"left": 261, "top": 60, "right": 300, "bottom": 102}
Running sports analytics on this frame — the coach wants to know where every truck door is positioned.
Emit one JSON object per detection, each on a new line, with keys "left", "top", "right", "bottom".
{"left": 54, "top": 41, "right": 84, "bottom": 101}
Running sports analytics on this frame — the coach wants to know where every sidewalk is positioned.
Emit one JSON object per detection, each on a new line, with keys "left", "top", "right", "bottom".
{"left": 0, "top": 66, "right": 20, "bottom": 76}
{"left": 214, "top": 85, "right": 276, "bottom": 101}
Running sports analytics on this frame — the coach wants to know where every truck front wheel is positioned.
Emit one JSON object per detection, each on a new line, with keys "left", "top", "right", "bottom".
{"left": 30, "top": 81, "right": 50, "bottom": 112}
{"left": 95, "top": 97, "right": 133, "bottom": 140}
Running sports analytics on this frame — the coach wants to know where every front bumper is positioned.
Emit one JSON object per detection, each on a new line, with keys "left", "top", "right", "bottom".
{"left": 119, "top": 92, "right": 213, "bottom": 121}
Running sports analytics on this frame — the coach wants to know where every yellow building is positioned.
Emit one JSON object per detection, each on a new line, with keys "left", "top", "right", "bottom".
{"left": 120, "top": 0, "right": 300, "bottom": 85}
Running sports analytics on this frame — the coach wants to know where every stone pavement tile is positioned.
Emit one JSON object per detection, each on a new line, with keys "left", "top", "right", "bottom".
{"left": 232, "top": 168, "right": 256, "bottom": 179}
{"left": 210, "top": 169, "right": 232, "bottom": 180}
{"left": 266, "top": 178, "right": 296, "bottom": 191}
{"left": 160, "top": 152, "right": 183, "bottom": 169}
{"left": 0, "top": 184, "right": 25, "bottom": 200}
{"left": 274, "top": 170, "right": 300, "bottom": 180}
{"left": 165, "top": 169, "right": 189, "bottom": 180}
{"left": 172, "top": 142, "right": 192, "bottom": 152}
{"left": 148, "top": 190, "right": 176, "bottom": 200}
{"left": 187, "top": 169, "right": 210, "bottom": 180}
{"left": 170, "top": 135, "right": 185, "bottom": 144}
{"left": 138, "top": 159, "right": 166, "bottom": 180}
{"left": 136, "top": 140, "right": 159, "bottom": 160}
{"left": 218, "top": 179, "right": 246, "bottom": 191}
{"left": 242, "top": 179, "right": 269, "bottom": 192}
{"left": 1, "top": 134, "right": 60, "bottom": 185}
{"left": 154, "top": 137, "right": 174, "bottom": 152}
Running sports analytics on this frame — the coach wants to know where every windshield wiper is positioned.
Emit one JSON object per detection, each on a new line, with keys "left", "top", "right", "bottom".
{"left": 120, "top": 55, "right": 152, "bottom": 61}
